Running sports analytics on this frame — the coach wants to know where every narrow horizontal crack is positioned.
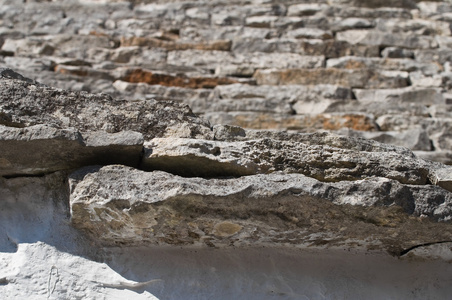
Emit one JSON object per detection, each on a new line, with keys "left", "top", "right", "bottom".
{"left": 399, "top": 241, "right": 452, "bottom": 257}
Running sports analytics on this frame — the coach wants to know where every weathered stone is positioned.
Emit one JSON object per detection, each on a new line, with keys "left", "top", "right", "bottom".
{"left": 245, "top": 15, "right": 279, "bottom": 28}
{"left": 286, "top": 28, "right": 333, "bottom": 40}
{"left": 333, "top": 0, "right": 417, "bottom": 9}
{"left": 329, "top": 6, "right": 413, "bottom": 19}
{"left": 337, "top": 127, "right": 433, "bottom": 151}
{"left": 120, "top": 36, "right": 232, "bottom": 51}
{"left": 86, "top": 46, "right": 167, "bottom": 65}
{"left": 353, "top": 87, "right": 444, "bottom": 106}
{"left": 213, "top": 124, "right": 246, "bottom": 141}
{"left": 436, "top": 36, "right": 452, "bottom": 49}
{"left": 235, "top": 34, "right": 309, "bottom": 51}
{"left": 112, "top": 80, "right": 211, "bottom": 103}
{"left": 120, "top": 68, "right": 238, "bottom": 89}
{"left": 0, "top": 72, "right": 213, "bottom": 139}
{"left": 287, "top": 4, "right": 328, "bottom": 16}
{"left": 4, "top": 1, "right": 452, "bottom": 299}
{"left": 415, "top": 49, "right": 452, "bottom": 65}
{"left": 381, "top": 47, "right": 414, "bottom": 58}
{"left": 254, "top": 68, "right": 409, "bottom": 88}
{"left": 70, "top": 164, "right": 452, "bottom": 251}
{"left": 332, "top": 18, "right": 374, "bottom": 31}
{"left": 415, "top": 151, "right": 452, "bottom": 166}
{"left": 204, "top": 111, "right": 378, "bottom": 132}
{"left": 376, "top": 115, "right": 426, "bottom": 131}
{"left": 0, "top": 124, "right": 143, "bottom": 176}
{"left": 336, "top": 30, "right": 438, "bottom": 49}
{"left": 430, "top": 168, "right": 452, "bottom": 192}
{"left": 326, "top": 56, "right": 441, "bottom": 75}
{"left": 300, "top": 39, "right": 380, "bottom": 58}
{"left": 167, "top": 50, "right": 324, "bottom": 70}
{"left": 410, "top": 72, "right": 443, "bottom": 88}
{"left": 54, "top": 65, "right": 115, "bottom": 81}
{"left": 212, "top": 83, "right": 352, "bottom": 103}
{"left": 376, "top": 18, "right": 452, "bottom": 36}
{"left": 141, "top": 133, "right": 431, "bottom": 184}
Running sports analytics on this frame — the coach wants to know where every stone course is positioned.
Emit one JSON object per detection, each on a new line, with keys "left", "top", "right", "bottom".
{"left": 2, "top": 0, "right": 452, "bottom": 164}
{"left": 2, "top": 1, "right": 452, "bottom": 299}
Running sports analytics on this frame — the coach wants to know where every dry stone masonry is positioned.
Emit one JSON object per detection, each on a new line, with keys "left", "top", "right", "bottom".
{"left": 2, "top": 0, "right": 452, "bottom": 299}
{"left": 2, "top": 0, "right": 452, "bottom": 164}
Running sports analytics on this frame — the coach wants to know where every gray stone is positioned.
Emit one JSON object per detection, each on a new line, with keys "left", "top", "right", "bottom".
{"left": 203, "top": 111, "right": 379, "bottom": 132}
{"left": 287, "top": 4, "right": 328, "bottom": 17}
{"left": 326, "top": 56, "right": 441, "bottom": 75}
{"left": 0, "top": 125, "right": 143, "bottom": 176}
{"left": 69, "top": 164, "right": 452, "bottom": 252}
{"left": 430, "top": 168, "right": 452, "bottom": 193}
{"left": 0, "top": 73, "right": 213, "bottom": 140}
{"left": 381, "top": 47, "right": 414, "bottom": 59}
{"left": 415, "top": 151, "right": 452, "bottom": 166}
{"left": 332, "top": 18, "right": 374, "bottom": 31}
{"left": 337, "top": 127, "right": 433, "bottom": 151}
{"left": 254, "top": 68, "right": 409, "bottom": 89}
{"left": 353, "top": 87, "right": 444, "bottom": 106}
{"left": 336, "top": 30, "right": 438, "bottom": 49}
{"left": 286, "top": 28, "right": 333, "bottom": 40}
{"left": 141, "top": 133, "right": 432, "bottom": 184}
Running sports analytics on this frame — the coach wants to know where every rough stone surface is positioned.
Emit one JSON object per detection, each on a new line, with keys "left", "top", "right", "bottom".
{"left": 2, "top": 0, "right": 452, "bottom": 299}
{"left": 70, "top": 165, "right": 452, "bottom": 254}
{"left": 0, "top": 124, "right": 144, "bottom": 176}
{"left": 0, "top": 72, "right": 213, "bottom": 140}
{"left": 141, "top": 135, "right": 434, "bottom": 185}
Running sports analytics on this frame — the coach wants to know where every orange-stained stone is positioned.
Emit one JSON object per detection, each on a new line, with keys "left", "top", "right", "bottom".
{"left": 121, "top": 68, "right": 238, "bottom": 89}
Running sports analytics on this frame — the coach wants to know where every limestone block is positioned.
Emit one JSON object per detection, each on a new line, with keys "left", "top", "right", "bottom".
{"left": 353, "top": 87, "right": 444, "bottom": 105}
{"left": 337, "top": 30, "right": 437, "bottom": 49}
{"left": 287, "top": 4, "right": 328, "bottom": 16}
{"left": 332, "top": 7, "right": 413, "bottom": 19}
{"left": 0, "top": 125, "right": 143, "bottom": 176}
{"left": 381, "top": 47, "right": 414, "bottom": 58}
{"left": 326, "top": 56, "right": 441, "bottom": 75}
{"left": 415, "top": 151, "right": 452, "bottom": 166}
{"left": 245, "top": 16, "right": 279, "bottom": 28}
{"left": 254, "top": 68, "right": 409, "bottom": 88}
{"left": 337, "top": 127, "right": 433, "bottom": 151}
{"left": 0, "top": 70, "right": 213, "bottom": 139}
{"left": 286, "top": 28, "right": 333, "bottom": 40}
{"left": 332, "top": 18, "right": 374, "bottom": 31}
{"left": 69, "top": 164, "right": 452, "bottom": 250}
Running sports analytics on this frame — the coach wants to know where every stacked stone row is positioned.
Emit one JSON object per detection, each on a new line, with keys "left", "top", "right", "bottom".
{"left": 1, "top": 0, "right": 452, "bottom": 163}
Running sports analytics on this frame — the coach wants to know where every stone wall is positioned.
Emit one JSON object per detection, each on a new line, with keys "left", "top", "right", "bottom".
{"left": 2, "top": 1, "right": 452, "bottom": 299}
{"left": 1, "top": 0, "right": 452, "bottom": 164}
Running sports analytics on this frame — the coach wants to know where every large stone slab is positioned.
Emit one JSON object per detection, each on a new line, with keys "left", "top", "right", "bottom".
{"left": 0, "top": 69, "right": 213, "bottom": 139}
{"left": 0, "top": 125, "right": 143, "bottom": 176}
{"left": 254, "top": 68, "right": 409, "bottom": 88}
{"left": 141, "top": 133, "right": 435, "bottom": 185}
{"left": 69, "top": 165, "right": 452, "bottom": 254}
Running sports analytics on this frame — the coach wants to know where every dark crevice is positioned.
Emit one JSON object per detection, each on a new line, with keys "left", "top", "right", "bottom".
{"left": 2, "top": 173, "right": 50, "bottom": 179}
{"left": 399, "top": 240, "right": 452, "bottom": 257}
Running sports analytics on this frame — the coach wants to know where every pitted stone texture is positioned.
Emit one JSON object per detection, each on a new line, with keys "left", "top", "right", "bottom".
{"left": 0, "top": 74, "right": 213, "bottom": 140}
{"left": 254, "top": 68, "right": 409, "bottom": 89}
{"left": 203, "top": 111, "right": 379, "bottom": 132}
{"left": 0, "top": 124, "right": 143, "bottom": 176}
{"left": 69, "top": 165, "right": 452, "bottom": 253}
{"left": 141, "top": 134, "right": 434, "bottom": 185}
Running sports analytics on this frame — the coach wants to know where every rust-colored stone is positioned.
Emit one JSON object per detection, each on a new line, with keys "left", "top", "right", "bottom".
{"left": 322, "top": 114, "right": 378, "bottom": 131}
{"left": 220, "top": 113, "right": 377, "bottom": 132}
{"left": 54, "top": 65, "right": 88, "bottom": 77}
{"left": 120, "top": 37, "right": 232, "bottom": 51}
{"left": 254, "top": 68, "right": 409, "bottom": 89}
{"left": 121, "top": 68, "right": 237, "bottom": 89}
